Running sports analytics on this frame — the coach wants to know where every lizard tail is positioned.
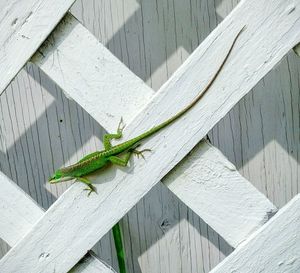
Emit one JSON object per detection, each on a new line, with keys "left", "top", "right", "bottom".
{"left": 130, "top": 26, "right": 245, "bottom": 145}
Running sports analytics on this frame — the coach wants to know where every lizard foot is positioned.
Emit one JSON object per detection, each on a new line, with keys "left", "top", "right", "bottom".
{"left": 133, "top": 148, "right": 152, "bottom": 160}
{"left": 117, "top": 117, "right": 126, "bottom": 134}
{"left": 83, "top": 184, "right": 97, "bottom": 196}
{"left": 77, "top": 177, "right": 97, "bottom": 196}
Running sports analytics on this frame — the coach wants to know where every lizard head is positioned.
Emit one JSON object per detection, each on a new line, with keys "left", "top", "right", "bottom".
{"left": 48, "top": 170, "right": 73, "bottom": 183}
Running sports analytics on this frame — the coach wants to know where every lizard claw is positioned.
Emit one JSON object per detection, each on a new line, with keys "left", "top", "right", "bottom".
{"left": 77, "top": 177, "right": 97, "bottom": 196}
{"left": 133, "top": 148, "right": 152, "bottom": 160}
{"left": 117, "top": 117, "right": 126, "bottom": 134}
{"left": 83, "top": 184, "right": 97, "bottom": 196}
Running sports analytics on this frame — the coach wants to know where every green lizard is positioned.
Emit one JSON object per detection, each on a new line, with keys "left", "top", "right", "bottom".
{"left": 49, "top": 27, "right": 244, "bottom": 194}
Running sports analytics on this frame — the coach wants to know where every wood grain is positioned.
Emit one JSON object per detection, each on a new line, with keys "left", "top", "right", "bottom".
{"left": 32, "top": 13, "right": 154, "bottom": 132}
{"left": 0, "top": 0, "right": 76, "bottom": 94}
{"left": 211, "top": 194, "right": 300, "bottom": 273}
{"left": 164, "top": 140, "right": 276, "bottom": 247}
{"left": 0, "top": 0, "right": 299, "bottom": 272}
{"left": 0, "top": 171, "right": 115, "bottom": 272}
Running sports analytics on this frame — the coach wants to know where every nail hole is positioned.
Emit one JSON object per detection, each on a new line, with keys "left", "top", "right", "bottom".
{"left": 11, "top": 18, "right": 18, "bottom": 26}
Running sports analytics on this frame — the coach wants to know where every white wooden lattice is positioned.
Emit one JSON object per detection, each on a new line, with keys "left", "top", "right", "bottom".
{"left": 0, "top": 0, "right": 300, "bottom": 272}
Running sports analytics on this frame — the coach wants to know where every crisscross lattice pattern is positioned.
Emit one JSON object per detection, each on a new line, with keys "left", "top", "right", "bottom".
{"left": 0, "top": 0, "right": 299, "bottom": 272}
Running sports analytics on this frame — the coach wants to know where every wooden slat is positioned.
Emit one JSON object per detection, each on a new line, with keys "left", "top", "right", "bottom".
{"left": 1, "top": 0, "right": 299, "bottom": 272}
{"left": 210, "top": 194, "right": 300, "bottom": 273}
{"left": 164, "top": 140, "right": 277, "bottom": 247}
{"left": 33, "top": 12, "right": 276, "bottom": 248}
{"left": 0, "top": 0, "right": 76, "bottom": 95}
{"left": 0, "top": 172, "right": 42, "bottom": 246}
{"left": 0, "top": 172, "right": 115, "bottom": 273}
{"left": 32, "top": 13, "right": 154, "bottom": 132}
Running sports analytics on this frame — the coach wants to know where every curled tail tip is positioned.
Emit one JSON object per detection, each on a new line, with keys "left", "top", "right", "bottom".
{"left": 239, "top": 24, "right": 247, "bottom": 34}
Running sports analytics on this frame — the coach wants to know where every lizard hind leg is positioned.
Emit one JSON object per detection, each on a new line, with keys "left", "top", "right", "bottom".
{"left": 108, "top": 152, "right": 132, "bottom": 167}
{"left": 108, "top": 142, "right": 143, "bottom": 167}
{"left": 77, "top": 177, "right": 97, "bottom": 196}
{"left": 103, "top": 117, "right": 126, "bottom": 150}
{"left": 109, "top": 145, "right": 151, "bottom": 167}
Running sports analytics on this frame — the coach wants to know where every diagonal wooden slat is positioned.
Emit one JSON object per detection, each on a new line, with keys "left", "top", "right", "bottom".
{"left": 31, "top": 13, "right": 154, "bottom": 132}
{"left": 1, "top": 0, "right": 299, "bottom": 272}
{"left": 0, "top": 172, "right": 115, "bottom": 273}
{"left": 0, "top": 0, "right": 76, "bottom": 95}
{"left": 163, "top": 139, "right": 277, "bottom": 247}
{"left": 211, "top": 194, "right": 300, "bottom": 273}
{"left": 32, "top": 12, "right": 277, "bottom": 248}
{"left": 0, "top": 172, "right": 42, "bottom": 246}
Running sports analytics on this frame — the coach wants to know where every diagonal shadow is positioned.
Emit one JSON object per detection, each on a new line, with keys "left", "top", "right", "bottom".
{"left": 103, "top": 0, "right": 222, "bottom": 85}
{"left": 209, "top": 51, "right": 300, "bottom": 170}
{"left": 114, "top": 182, "right": 233, "bottom": 273}
{"left": 0, "top": 63, "right": 104, "bottom": 209}
{"left": 0, "top": 0, "right": 298, "bottom": 271}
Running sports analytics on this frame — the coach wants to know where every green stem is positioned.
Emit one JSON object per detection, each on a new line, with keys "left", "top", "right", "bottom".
{"left": 112, "top": 222, "right": 126, "bottom": 273}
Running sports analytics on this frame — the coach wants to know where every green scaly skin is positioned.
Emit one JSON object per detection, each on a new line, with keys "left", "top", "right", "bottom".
{"left": 49, "top": 26, "right": 244, "bottom": 273}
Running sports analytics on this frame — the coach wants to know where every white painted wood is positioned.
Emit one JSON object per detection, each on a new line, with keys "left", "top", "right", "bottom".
{"left": 32, "top": 13, "right": 154, "bottom": 132}
{"left": 1, "top": 1, "right": 299, "bottom": 272}
{"left": 163, "top": 139, "right": 277, "bottom": 247}
{"left": 210, "top": 194, "right": 300, "bottom": 273}
{"left": 33, "top": 12, "right": 276, "bottom": 248}
{"left": 0, "top": 172, "right": 43, "bottom": 246}
{"left": 0, "top": 171, "right": 115, "bottom": 273}
{"left": 0, "top": 0, "right": 76, "bottom": 95}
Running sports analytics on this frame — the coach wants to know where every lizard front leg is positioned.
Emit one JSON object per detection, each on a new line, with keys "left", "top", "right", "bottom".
{"left": 77, "top": 177, "right": 97, "bottom": 196}
{"left": 103, "top": 117, "right": 125, "bottom": 150}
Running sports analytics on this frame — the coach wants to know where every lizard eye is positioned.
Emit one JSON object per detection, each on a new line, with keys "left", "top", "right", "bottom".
{"left": 48, "top": 170, "right": 62, "bottom": 182}
{"left": 48, "top": 175, "right": 56, "bottom": 182}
